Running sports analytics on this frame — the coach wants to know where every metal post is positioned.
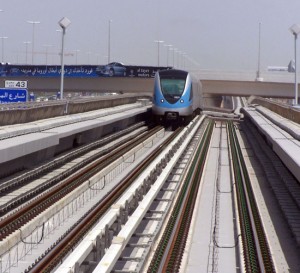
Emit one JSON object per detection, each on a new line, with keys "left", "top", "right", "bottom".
{"left": 0, "top": 37, "right": 7, "bottom": 63}
{"left": 46, "top": 47, "right": 48, "bottom": 65}
{"left": 1, "top": 38, "right": 4, "bottom": 63}
{"left": 177, "top": 51, "right": 180, "bottom": 68}
{"left": 165, "top": 44, "right": 172, "bottom": 67}
{"left": 58, "top": 17, "right": 71, "bottom": 102}
{"left": 295, "top": 34, "right": 298, "bottom": 105}
{"left": 24, "top": 41, "right": 30, "bottom": 64}
{"left": 108, "top": 20, "right": 111, "bottom": 63}
{"left": 27, "top": 21, "right": 40, "bottom": 64}
{"left": 173, "top": 48, "right": 176, "bottom": 67}
{"left": 2, "top": 38, "right": 3, "bottom": 63}
{"left": 157, "top": 41, "right": 160, "bottom": 66}
{"left": 60, "top": 28, "right": 65, "bottom": 100}
{"left": 32, "top": 23, "right": 35, "bottom": 64}
{"left": 289, "top": 24, "right": 300, "bottom": 105}
{"left": 43, "top": 45, "right": 52, "bottom": 65}
{"left": 256, "top": 22, "right": 262, "bottom": 80}
{"left": 154, "top": 40, "right": 164, "bottom": 66}
{"left": 75, "top": 49, "right": 79, "bottom": 65}
{"left": 166, "top": 46, "right": 169, "bottom": 66}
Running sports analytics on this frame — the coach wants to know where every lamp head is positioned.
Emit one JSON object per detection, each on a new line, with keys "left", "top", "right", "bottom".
{"left": 290, "top": 24, "right": 300, "bottom": 36}
{"left": 58, "top": 17, "right": 71, "bottom": 29}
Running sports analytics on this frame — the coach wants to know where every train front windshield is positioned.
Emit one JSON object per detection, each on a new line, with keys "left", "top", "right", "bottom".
{"left": 159, "top": 70, "right": 188, "bottom": 103}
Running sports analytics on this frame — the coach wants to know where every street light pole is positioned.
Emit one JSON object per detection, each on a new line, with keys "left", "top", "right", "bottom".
{"left": 23, "top": 41, "right": 31, "bottom": 64}
{"left": 108, "top": 19, "right": 112, "bottom": 63}
{"left": 74, "top": 49, "right": 80, "bottom": 65}
{"left": 164, "top": 44, "right": 172, "bottom": 66}
{"left": 43, "top": 44, "right": 53, "bottom": 65}
{"left": 86, "top": 51, "right": 92, "bottom": 64}
{"left": 290, "top": 24, "right": 300, "bottom": 105}
{"left": 27, "top": 20, "right": 40, "bottom": 64}
{"left": 154, "top": 40, "right": 164, "bottom": 66}
{"left": 95, "top": 53, "right": 100, "bottom": 65}
{"left": 0, "top": 36, "right": 8, "bottom": 63}
{"left": 172, "top": 47, "right": 177, "bottom": 67}
{"left": 58, "top": 17, "right": 71, "bottom": 101}
{"left": 294, "top": 34, "right": 298, "bottom": 105}
{"left": 256, "top": 22, "right": 262, "bottom": 81}
{"left": 176, "top": 50, "right": 181, "bottom": 68}
{"left": 182, "top": 52, "right": 187, "bottom": 69}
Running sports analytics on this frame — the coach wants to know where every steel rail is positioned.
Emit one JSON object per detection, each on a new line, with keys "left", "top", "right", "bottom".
{"left": 28, "top": 127, "right": 183, "bottom": 273}
{"left": 0, "top": 123, "right": 148, "bottom": 216}
{"left": 0, "top": 126, "right": 162, "bottom": 241}
{"left": 228, "top": 121, "right": 275, "bottom": 273}
{"left": 0, "top": 122, "right": 146, "bottom": 195}
{"left": 163, "top": 120, "right": 213, "bottom": 273}
{"left": 147, "top": 119, "right": 214, "bottom": 273}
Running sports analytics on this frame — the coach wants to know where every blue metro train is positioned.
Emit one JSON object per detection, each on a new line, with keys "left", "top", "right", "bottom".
{"left": 152, "top": 69, "right": 202, "bottom": 124}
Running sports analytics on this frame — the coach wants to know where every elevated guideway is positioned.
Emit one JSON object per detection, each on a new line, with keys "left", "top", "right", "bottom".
{"left": 0, "top": 100, "right": 151, "bottom": 178}
{"left": 242, "top": 104, "right": 300, "bottom": 183}
{"left": 182, "top": 103, "right": 300, "bottom": 273}
{"left": 0, "top": 94, "right": 150, "bottom": 126}
{"left": 1, "top": 97, "right": 300, "bottom": 272}
{"left": 181, "top": 121, "right": 238, "bottom": 273}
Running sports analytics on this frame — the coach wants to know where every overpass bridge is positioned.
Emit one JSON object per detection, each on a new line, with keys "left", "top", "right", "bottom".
{"left": 1, "top": 69, "right": 297, "bottom": 98}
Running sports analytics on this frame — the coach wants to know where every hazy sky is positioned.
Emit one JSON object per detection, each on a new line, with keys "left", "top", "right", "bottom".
{"left": 1, "top": 0, "right": 300, "bottom": 71}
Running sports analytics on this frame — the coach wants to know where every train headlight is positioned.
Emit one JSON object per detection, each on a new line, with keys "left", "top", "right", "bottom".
{"left": 160, "top": 99, "right": 164, "bottom": 103}
{"left": 180, "top": 99, "right": 184, "bottom": 103}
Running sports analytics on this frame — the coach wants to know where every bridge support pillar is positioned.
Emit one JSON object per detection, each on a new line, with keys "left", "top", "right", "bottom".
{"left": 95, "top": 235, "right": 106, "bottom": 260}
{"left": 104, "top": 225, "right": 110, "bottom": 248}
{"left": 108, "top": 230, "right": 114, "bottom": 245}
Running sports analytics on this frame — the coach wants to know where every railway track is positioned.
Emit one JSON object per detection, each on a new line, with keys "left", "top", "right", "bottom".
{"left": 0, "top": 125, "right": 165, "bottom": 241}
{"left": 26, "top": 126, "right": 184, "bottom": 273}
{"left": 0, "top": 123, "right": 171, "bottom": 273}
{"left": 0, "top": 115, "right": 284, "bottom": 272}
{"left": 228, "top": 121, "right": 275, "bottom": 273}
{"left": 145, "top": 119, "right": 275, "bottom": 273}
{"left": 50, "top": 115, "right": 210, "bottom": 273}
{"left": 0, "top": 122, "right": 147, "bottom": 217}
{"left": 146, "top": 119, "right": 214, "bottom": 273}
{"left": 240, "top": 119, "right": 300, "bottom": 271}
